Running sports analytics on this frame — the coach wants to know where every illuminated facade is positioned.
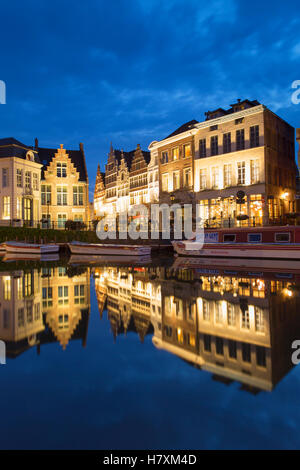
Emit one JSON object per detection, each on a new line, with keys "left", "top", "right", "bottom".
{"left": 37, "top": 141, "right": 90, "bottom": 229}
{"left": 148, "top": 100, "right": 296, "bottom": 227}
{"left": 94, "top": 143, "right": 152, "bottom": 217}
{"left": 0, "top": 138, "right": 42, "bottom": 227}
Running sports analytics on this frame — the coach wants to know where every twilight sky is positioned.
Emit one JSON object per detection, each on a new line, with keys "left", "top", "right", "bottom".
{"left": 0, "top": 0, "right": 299, "bottom": 193}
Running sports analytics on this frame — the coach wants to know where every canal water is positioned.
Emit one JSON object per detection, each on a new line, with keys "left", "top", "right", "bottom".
{"left": 0, "top": 256, "right": 300, "bottom": 449}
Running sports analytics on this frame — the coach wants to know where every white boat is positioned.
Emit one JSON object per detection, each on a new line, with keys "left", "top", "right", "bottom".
{"left": 68, "top": 241, "right": 151, "bottom": 256}
{"left": 172, "top": 226, "right": 300, "bottom": 260}
{"left": 4, "top": 241, "right": 59, "bottom": 254}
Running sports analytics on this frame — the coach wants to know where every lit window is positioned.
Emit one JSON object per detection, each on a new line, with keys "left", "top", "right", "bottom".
{"left": 184, "top": 168, "right": 192, "bottom": 187}
{"left": 223, "top": 164, "right": 232, "bottom": 187}
{"left": 41, "top": 185, "right": 51, "bottom": 205}
{"left": 200, "top": 169, "right": 207, "bottom": 190}
{"left": 172, "top": 147, "right": 179, "bottom": 161}
{"left": 25, "top": 171, "right": 31, "bottom": 189}
{"left": 237, "top": 162, "right": 246, "bottom": 185}
{"left": 16, "top": 169, "right": 22, "bottom": 187}
{"left": 73, "top": 186, "right": 84, "bottom": 205}
{"left": 57, "top": 162, "right": 67, "bottom": 177}
{"left": 3, "top": 196, "right": 10, "bottom": 218}
{"left": 162, "top": 173, "right": 169, "bottom": 192}
{"left": 183, "top": 144, "right": 191, "bottom": 158}
{"left": 57, "top": 187, "right": 67, "bottom": 206}
{"left": 173, "top": 171, "right": 180, "bottom": 190}
{"left": 211, "top": 166, "right": 219, "bottom": 188}
{"left": 250, "top": 160, "right": 260, "bottom": 184}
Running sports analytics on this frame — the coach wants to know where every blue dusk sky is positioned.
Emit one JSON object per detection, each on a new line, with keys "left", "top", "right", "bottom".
{"left": 0, "top": 0, "right": 299, "bottom": 192}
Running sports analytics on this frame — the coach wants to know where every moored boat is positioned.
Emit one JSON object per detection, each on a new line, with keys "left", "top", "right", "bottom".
{"left": 172, "top": 226, "right": 300, "bottom": 260}
{"left": 4, "top": 241, "right": 59, "bottom": 254}
{"left": 67, "top": 241, "right": 151, "bottom": 256}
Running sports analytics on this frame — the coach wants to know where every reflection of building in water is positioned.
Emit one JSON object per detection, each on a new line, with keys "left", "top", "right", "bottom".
{"left": 0, "top": 270, "right": 44, "bottom": 357}
{"left": 0, "top": 267, "right": 91, "bottom": 356}
{"left": 153, "top": 267, "right": 300, "bottom": 393}
{"left": 41, "top": 266, "right": 90, "bottom": 350}
{"left": 95, "top": 266, "right": 163, "bottom": 342}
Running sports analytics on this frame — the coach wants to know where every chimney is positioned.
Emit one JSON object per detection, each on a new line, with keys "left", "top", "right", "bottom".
{"left": 79, "top": 142, "right": 84, "bottom": 152}
{"left": 34, "top": 138, "right": 38, "bottom": 149}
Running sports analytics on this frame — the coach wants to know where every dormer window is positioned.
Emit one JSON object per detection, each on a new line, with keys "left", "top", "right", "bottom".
{"left": 57, "top": 163, "right": 67, "bottom": 177}
{"left": 26, "top": 151, "right": 35, "bottom": 161}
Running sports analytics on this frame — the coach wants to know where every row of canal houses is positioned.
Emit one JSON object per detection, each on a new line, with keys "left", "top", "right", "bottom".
{"left": 95, "top": 99, "right": 300, "bottom": 228}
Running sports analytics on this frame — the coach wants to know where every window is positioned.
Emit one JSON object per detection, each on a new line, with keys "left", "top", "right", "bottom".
{"left": 161, "top": 151, "right": 168, "bottom": 164}
{"left": 42, "top": 287, "right": 53, "bottom": 308}
{"left": 57, "top": 186, "right": 67, "bottom": 206}
{"left": 41, "top": 185, "right": 51, "bottom": 205}
{"left": 255, "top": 307, "right": 264, "bottom": 332}
{"left": 211, "top": 166, "right": 219, "bottom": 188}
{"left": 210, "top": 125, "right": 218, "bottom": 131}
{"left": 216, "top": 337, "right": 224, "bottom": 355}
{"left": 203, "top": 300, "right": 210, "bottom": 321}
{"left": 3, "top": 196, "right": 10, "bottom": 218}
{"left": 2, "top": 168, "right": 8, "bottom": 187}
{"left": 58, "top": 214, "right": 67, "bottom": 228}
{"left": 248, "top": 233, "right": 262, "bottom": 243}
{"left": 58, "top": 314, "right": 69, "bottom": 330}
{"left": 162, "top": 173, "right": 169, "bottom": 192}
{"left": 223, "top": 132, "right": 231, "bottom": 153}
{"left": 183, "top": 144, "right": 191, "bottom": 158}
{"left": 250, "top": 159, "right": 259, "bottom": 184}
{"left": 223, "top": 164, "right": 232, "bottom": 187}
{"left": 229, "top": 340, "right": 237, "bottom": 359}
{"left": 74, "top": 285, "right": 85, "bottom": 304}
{"left": 215, "top": 302, "right": 223, "bottom": 324}
{"left": 183, "top": 168, "right": 192, "bottom": 187}
{"left": 227, "top": 304, "right": 236, "bottom": 326}
{"left": 275, "top": 232, "right": 290, "bottom": 243}
{"left": 235, "top": 118, "right": 244, "bottom": 125}
{"left": 200, "top": 169, "right": 207, "bottom": 190}
{"left": 73, "top": 186, "right": 84, "bottom": 205}
{"left": 25, "top": 171, "right": 31, "bottom": 189}
{"left": 203, "top": 334, "right": 211, "bottom": 352}
{"left": 172, "top": 147, "right": 179, "bottom": 161}
{"left": 173, "top": 171, "right": 180, "bottom": 190}
{"left": 211, "top": 136, "right": 218, "bottom": 156}
{"left": 242, "top": 343, "right": 251, "bottom": 363}
{"left": 199, "top": 139, "right": 206, "bottom": 158}
{"left": 236, "top": 129, "right": 245, "bottom": 150}
{"left": 42, "top": 214, "right": 51, "bottom": 229}
{"left": 57, "top": 162, "right": 67, "bottom": 177}
{"left": 58, "top": 286, "right": 69, "bottom": 305}
{"left": 177, "top": 328, "right": 184, "bottom": 343}
{"left": 16, "top": 169, "right": 22, "bottom": 187}
{"left": 237, "top": 161, "right": 246, "bottom": 185}
{"left": 256, "top": 346, "right": 266, "bottom": 367}
{"left": 241, "top": 310, "right": 250, "bottom": 330}
{"left": 17, "top": 197, "right": 22, "bottom": 219}
{"left": 33, "top": 173, "right": 38, "bottom": 190}
{"left": 250, "top": 125, "right": 259, "bottom": 148}
{"left": 223, "top": 234, "right": 236, "bottom": 242}
{"left": 18, "top": 308, "right": 25, "bottom": 327}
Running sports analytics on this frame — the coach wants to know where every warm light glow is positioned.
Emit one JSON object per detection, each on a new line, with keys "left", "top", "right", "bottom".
{"left": 281, "top": 192, "right": 289, "bottom": 199}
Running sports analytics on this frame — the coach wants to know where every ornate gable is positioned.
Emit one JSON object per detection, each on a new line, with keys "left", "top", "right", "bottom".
{"left": 43, "top": 144, "right": 80, "bottom": 183}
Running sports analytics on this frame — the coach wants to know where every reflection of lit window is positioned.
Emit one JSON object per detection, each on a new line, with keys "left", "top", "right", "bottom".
{"left": 187, "top": 333, "right": 195, "bottom": 347}
{"left": 58, "top": 286, "right": 69, "bottom": 305}
{"left": 215, "top": 302, "right": 223, "bottom": 324}
{"left": 227, "top": 304, "right": 236, "bottom": 326}
{"left": 241, "top": 310, "right": 250, "bottom": 329}
{"left": 17, "top": 277, "right": 23, "bottom": 299}
{"left": 24, "top": 273, "right": 32, "bottom": 297}
{"left": 255, "top": 307, "right": 264, "bottom": 332}
{"left": 42, "top": 287, "right": 53, "bottom": 307}
{"left": 203, "top": 300, "right": 210, "bottom": 321}
{"left": 177, "top": 328, "right": 184, "bottom": 343}
{"left": 58, "top": 314, "right": 69, "bottom": 329}
{"left": 74, "top": 285, "right": 85, "bottom": 304}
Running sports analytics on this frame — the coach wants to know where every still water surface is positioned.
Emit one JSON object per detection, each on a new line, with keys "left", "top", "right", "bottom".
{"left": 0, "top": 256, "right": 300, "bottom": 449}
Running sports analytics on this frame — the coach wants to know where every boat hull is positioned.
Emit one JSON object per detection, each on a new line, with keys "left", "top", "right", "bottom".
{"left": 4, "top": 242, "right": 59, "bottom": 254}
{"left": 68, "top": 242, "right": 151, "bottom": 256}
{"left": 172, "top": 241, "right": 300, "bottom": 260}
